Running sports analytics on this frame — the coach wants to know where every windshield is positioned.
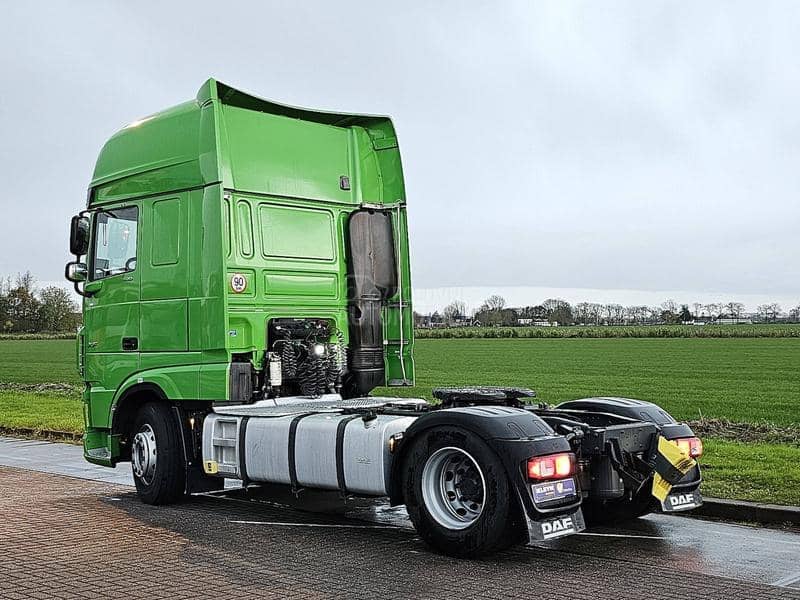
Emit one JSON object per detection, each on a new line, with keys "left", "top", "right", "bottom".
{"left": 91, "top": 206, "right": 138, "bottom": 280}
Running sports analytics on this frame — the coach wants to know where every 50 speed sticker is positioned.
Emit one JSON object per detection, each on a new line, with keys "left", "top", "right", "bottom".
{"left": 230, "top": 273, "right": 248, "bottom": 293}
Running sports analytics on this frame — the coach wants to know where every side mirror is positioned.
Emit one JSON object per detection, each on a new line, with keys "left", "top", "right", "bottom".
{"left": 65, "top": 261, "right": 88, "bottom": 283}
{"left": 70, "top": 215, "right": 90, "bottom": 256}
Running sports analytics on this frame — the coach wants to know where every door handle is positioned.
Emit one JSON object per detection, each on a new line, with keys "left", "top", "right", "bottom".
{"left": 122, "top": 337, "right": 138, "bottom": 351}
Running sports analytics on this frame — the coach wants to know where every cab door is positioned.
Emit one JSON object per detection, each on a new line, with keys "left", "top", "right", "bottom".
{"left": 83, "top": 205, "right": 140, "bottom": 427}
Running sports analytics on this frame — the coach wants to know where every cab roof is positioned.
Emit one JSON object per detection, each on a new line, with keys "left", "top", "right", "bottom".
{"left": 89, "top": 78, "right": 400, "bottom": 206}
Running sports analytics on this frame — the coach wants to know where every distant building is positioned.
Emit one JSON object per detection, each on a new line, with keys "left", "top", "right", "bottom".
{"left": 689, "top": 316, "right": 714, "bottom": 326}
{"left": 517, "top": 318, "right": 557, "bottom": 327}
{"left": 451, "top": 315, "right": 477, "bottom": 327}
{"left": 717, "top": 316, "right": 753, "bottom": 325}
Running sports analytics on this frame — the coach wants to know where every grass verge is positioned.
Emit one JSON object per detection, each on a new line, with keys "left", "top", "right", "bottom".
{"left": 699, "top": 439, "right": 800, "bottom": 505}
{"left": 0, "top": 391, "right": 83, "bottom": 434}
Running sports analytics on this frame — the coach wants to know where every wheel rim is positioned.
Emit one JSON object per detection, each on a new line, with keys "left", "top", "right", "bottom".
{"left": 131, "top": 423, "right": 157, "bottom": 485}
{"left": 421, "top": 446, "right": 486, "bottom": 530}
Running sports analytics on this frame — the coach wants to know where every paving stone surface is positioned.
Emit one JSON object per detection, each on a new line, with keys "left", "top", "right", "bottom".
{"left": 1, "top": 466, "right": 798, "bottom": 599}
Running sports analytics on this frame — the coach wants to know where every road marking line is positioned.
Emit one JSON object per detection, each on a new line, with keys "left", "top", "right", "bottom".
{"left": 773, "top": 571, "right": 800, "bottom": 588}
{"left": 577, "top": 532, "right": 667, "bottom": 540}
{"left": 709, "top": 528, "right": 800, "bottom": 547}
{"left": 230, "top": 520, "right": 397, "bottom": 529}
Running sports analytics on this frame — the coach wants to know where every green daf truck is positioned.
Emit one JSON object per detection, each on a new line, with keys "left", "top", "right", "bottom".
{"left": 65, "top": 79, "right": 704, "bottom": 556}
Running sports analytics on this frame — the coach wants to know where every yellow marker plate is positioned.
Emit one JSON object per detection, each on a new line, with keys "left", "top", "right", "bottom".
{"left": 651, "top": 437, "right": 697, "bottom": 501}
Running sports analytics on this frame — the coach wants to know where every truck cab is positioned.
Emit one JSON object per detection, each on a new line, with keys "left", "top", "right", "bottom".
{"left": 66, "top": 79, "right": 414, "bottom": 467}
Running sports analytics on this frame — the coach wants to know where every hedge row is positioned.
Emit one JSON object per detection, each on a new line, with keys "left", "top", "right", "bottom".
{"left": 416, "top": 324, "right": 800, "bottom": 339}
{"left": 0, "top": 332, "right": 77, "bottom": 340}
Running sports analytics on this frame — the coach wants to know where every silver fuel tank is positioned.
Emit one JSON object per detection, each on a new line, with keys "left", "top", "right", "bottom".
{"left": 202, "top": 410, "right": 415, "bottom": 496}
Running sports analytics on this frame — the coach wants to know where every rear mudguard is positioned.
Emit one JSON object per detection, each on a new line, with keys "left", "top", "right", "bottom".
{"left": 557, "top": 397, "right": 703, "bottom": 507}
{"left": 388, "top": 406, "right": 584, "bottom": 540}
{"left": 557, "top": 397, "right": 677, "bottom": 427}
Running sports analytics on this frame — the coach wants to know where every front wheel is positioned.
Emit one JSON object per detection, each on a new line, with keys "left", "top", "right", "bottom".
{"left": 131, "top": 402, "right": 186, "bottom": 505}
{"left": 402, "top": 426, "right": 524, "bottom": 557}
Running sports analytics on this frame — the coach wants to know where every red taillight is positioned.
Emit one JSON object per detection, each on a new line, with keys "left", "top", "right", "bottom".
{"left": 674, "top": 436, "right": 703, "bottom": 458}
{"left": 527, "top": 452, "right": 575, "bottom": 481}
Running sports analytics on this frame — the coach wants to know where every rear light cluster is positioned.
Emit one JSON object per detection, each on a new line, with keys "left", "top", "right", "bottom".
{"left": 527, "top": 452, "right": 575, "bottom": 481}
{"left": 674, "top": 436, "right": 703, "bottom": 458}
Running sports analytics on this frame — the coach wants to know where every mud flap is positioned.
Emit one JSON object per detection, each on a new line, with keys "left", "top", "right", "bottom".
{"left": 651, "top": 437, "right": 697, "bottom": 503}
{"left": 660, "top": 488, "right": 703, "bottom": 512}
{"left": 528, "top": 508, "right": 586, "bottom": 542}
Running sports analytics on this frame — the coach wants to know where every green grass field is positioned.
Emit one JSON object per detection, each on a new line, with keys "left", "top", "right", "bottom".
{"left": 0, "top": 340, "right": 79, "bottom": 384}
{"left": 1, "top": 337, "right": 798, "bottom": 504}
{"left": 380, "top": 338, "right": 800, "bottom": 425}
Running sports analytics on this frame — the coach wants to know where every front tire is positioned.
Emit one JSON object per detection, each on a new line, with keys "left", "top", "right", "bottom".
{"left": 402, "top": 426, "right": 523, "bottom": 557}
{"left": 131, "top": 402, "right": 186, "bottom": 505}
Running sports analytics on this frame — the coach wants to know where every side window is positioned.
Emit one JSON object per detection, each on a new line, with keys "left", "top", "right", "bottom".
{"left": 91, "top": 206, "right": 138, "bottom": 280}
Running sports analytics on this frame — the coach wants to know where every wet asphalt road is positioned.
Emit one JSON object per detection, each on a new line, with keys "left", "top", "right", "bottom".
{"left": 1, "top": 436, "right": 799, "bottom": 598}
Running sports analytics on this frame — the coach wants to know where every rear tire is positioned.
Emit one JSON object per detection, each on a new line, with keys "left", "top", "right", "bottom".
{"left": 582, "top": 485, "right": 656, "bottom": 525}
{"left": 131, "top": 402, "right": 186, "bottom": 505}
{"left": 402, "top": 426, "right": 523, "bottom": 557}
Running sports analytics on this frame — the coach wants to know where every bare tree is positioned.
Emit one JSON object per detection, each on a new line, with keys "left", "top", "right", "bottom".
{"left": 725, "top": 302, "right": 745, "bottom": 319}
{"left": 789, "top": 304, "right": 800, "bottom": 322}
{"left": 623, "top": 305, "right": 641, "bottom": 324}
{"left": 767, "top": 303, "right": 782, "bottom": 322}
{"left": 542, "top": 298, "right": 573, "bottom": 325}
{"left": 483, "top": 295, "right": 506, "bottom": 311}
{"left": 600, "top": 303, "right": 625, "bottom": 325}
{"left": 660, "top": 300, "right": 680, "bottom": 324}
{"left": 756, "top": 303, "right": 782, "bottom": 322}
{"left": 692, "top": 302, "right": 703, "bottom": 319}
{"left": 574, "top": 302, "right": 592, "bottom": 324}
{"left": 633, "top": 305, "right": 650, "bottom": 324}
{"left": 442, "top": 300, "right": 467, "bottom": 325}
{"left": 703, "top": 303, "right": 725, "bottom": 319}
{"left": 15, "top": 271, "right": 36, "bottom": 295}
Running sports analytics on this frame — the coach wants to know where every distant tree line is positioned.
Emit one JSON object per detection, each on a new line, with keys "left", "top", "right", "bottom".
{"left": 416, "top": 295, "right": 800, "bottom": 328}
{"left": 0, "top": 272, "right": 79, "bottom": 333}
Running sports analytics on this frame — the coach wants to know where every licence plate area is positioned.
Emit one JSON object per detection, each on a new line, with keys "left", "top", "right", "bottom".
{"left": 661, "top": 488, "right": 702, "bottom": 512}
{"left": 531, "top": 478, "right": 576, "bottom": 504}
{"left": 529, "top": 508, "right": 586, "bottom": 542}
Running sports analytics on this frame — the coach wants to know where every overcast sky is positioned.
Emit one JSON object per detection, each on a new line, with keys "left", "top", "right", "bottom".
{"left": 2, "top": 1, "right": 799, "bottom": 313}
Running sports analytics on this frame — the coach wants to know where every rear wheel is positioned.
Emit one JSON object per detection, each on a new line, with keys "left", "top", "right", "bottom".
{"left": 402, "top": 426, "right": 523, "bottom": 557}
{"left": 131, "top": 402, "right": 186, "bottom": 505}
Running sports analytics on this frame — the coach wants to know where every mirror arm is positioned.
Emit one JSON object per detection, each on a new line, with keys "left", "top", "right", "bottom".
{"left": 73, "top": 281, "right": 92, "bottom": 298}
{"left": 68, "top": 255, "right": 94, "bottom": 298}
